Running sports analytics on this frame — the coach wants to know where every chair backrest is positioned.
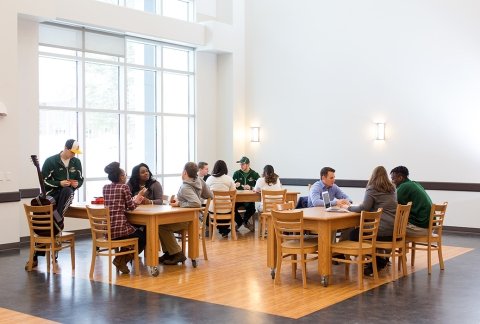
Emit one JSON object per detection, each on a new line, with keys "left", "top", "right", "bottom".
{"left": 358, "top": 208, "right": 382, "bottom": 246}
{"left": 200, "top": 197, "right": 212, "bottom": 224}
{"left": 262, "top": 189, "right": 287, "bottom": 213}
{"left": 392, "top": 202, "right": 413, "bottom": 241}
{"left": 86, "top": 206, "right": 112, "bottom": 243}
{"left": 212, "top": 190, "right": 237, "bottom": 215}
{"left": 429, "top": 202, "right": 448, "bottom": 237}
{"left": 274, "top": 201, "right": 295, "bottom": 211}
{"left": 272, "top": 209, "right": 305, "bottom": 245}
{"left": 24, "top": 204, "right": 55, "bottom": 239}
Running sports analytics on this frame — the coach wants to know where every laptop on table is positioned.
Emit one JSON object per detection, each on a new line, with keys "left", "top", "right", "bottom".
{"left": 322, "top": 191, "right": 349, "bottom": 212}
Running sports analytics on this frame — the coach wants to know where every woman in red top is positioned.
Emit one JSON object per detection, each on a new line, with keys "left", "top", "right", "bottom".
{"left": 103, "top": 162, "right": 146, "bottom": 274}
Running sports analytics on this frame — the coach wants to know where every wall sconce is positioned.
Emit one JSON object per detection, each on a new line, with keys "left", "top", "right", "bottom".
{"left": 376, "top": 122, "right": 385, "bottom": 140}
{"left": 251, "top": 127, "right": 260, "bottom": 142}
{"left": 0, "top": 102, "right": 7, "bottom": 117}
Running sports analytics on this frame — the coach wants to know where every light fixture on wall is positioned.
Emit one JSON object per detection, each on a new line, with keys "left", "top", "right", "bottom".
{"left": 0, "top": 102, "right": 7, "bottom": 117}
{"left": 251, "top": 127, "right": 260, "bottom": 142}
{"left": 376, "top": 122, "right": 385, "bottom": 140}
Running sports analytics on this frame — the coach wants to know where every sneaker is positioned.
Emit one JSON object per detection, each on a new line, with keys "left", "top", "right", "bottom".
{"left": 159, "top": 252, "right": 171, "bottom": 264}
{"left": 24, "top": 259, "right": 38, "bottom": 271}
{"left": 162, "top": 252, "right": 187, "bottom": 265}
{"left": 244, "top": 221, "right": 255, "bottom": 232}
{"left": 113, "top": 256, "right": 130, "bottom": 274}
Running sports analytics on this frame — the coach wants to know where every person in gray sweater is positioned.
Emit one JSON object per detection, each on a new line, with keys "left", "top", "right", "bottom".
{"left": 159, "top": 162, "right": 213, "bottom": 265}
{"left": 347, "top": 166, "right": 397, "bottom": 275}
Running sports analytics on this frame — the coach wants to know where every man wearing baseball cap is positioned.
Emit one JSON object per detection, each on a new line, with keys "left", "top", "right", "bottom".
{"left": 26, "top": 139, "right": 84, "bottom": 270}
{"left": 232, "top": 156, "right": 260, "bottom": 231}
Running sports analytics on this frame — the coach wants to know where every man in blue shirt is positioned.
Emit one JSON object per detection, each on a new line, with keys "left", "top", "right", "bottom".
{"left": 308, "top": 167, "right": 351, "bottom": 208}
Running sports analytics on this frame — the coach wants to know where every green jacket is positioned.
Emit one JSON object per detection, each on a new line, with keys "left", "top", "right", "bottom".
{"left": 42, "top": 153, "right": 84, "bottom": 196}
{"left": 232, "top": 168, "right": 260, "bottom": 190}
{"left": 396, "top": 178, "right": 432, "bottom": 228}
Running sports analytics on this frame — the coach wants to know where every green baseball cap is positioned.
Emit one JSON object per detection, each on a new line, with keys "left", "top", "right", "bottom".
{"left": 236, "top": 156, "right": 250, "bottom": 164}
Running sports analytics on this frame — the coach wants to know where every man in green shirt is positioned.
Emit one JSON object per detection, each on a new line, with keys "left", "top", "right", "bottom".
{"left": 390, "top": 166, "right": 432, "bottom": 236}
{"left": 232, "top": 156, "right": 260, "bottom": 231}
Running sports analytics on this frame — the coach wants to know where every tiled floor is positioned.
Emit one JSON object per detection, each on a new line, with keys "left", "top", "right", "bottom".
{"left": 1, "top": 232, "right": 479, "bottom": 323}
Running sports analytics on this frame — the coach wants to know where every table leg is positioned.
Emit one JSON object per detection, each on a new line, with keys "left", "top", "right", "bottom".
{"left": 318, "top": 223, "right": 332, "bottom": 287}
{"left": 267, "top": 214, "right": 276, "bottom": 278}
{"left": 188, "top": 211, "right": 199, "bottom": 267}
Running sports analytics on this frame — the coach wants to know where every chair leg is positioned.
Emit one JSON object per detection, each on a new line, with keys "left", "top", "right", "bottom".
{"left": 46, "top": 250, "right": 51, "bottom": 273}
{"left": 27, "top": 242, "right": 35, "bottom": 272}
{"left": 274, "top": 250, "right": 283, "bottom": 286}
{"left": 301, "top": 255, "right": 307, "bottom": 288}
{"left": 410, "top": 242, "right": 416, "bottom": 266}
{"left": 372, "top": 255, "right": 378, "bottom": 282}
{"left": 261, "top": 216, "right": 267, "bottom": 240}
{"left": 231, "top": 219, "right": 237, "bottom": 240}
{"left": 108, "top": 253, "right": 112, "bottom": 282}
{"left": 438, "top": 243, "right": 445, "bottom": 270}
{"left": 133, "top": 242, "right": 140, "bottom": 276}
{"left": 291, "top": 255, "right": 297, "bottom": 279}
{"left": 201, "top": 226, "right": 208, "bottom": 260}
{"left": 70, "top": 239, "right": 75, "bottom": 270}
{"left": 391, "top": 252, "right": 396, "bottom": 281}
{"left": 427, "top": 244, "right": 432, "bottom": 275}
{"left": 89, "top": 245, "right": 96, "bottom": 279}
{"left": 210, "top": 219, "right": 215, "bottom": 242}
{"left": 401, "top": 250, "right": 407, "bottom": 277}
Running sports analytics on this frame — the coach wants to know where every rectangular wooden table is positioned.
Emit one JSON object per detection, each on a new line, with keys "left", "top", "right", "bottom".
{"left": 65, "top": 203, "right": 202, "bottom": 276}
{"left": 267, "top": 207, "right": 360, "bottom": 287}
{"left": 235, "top": 190, "right": 299, "bottom": 204}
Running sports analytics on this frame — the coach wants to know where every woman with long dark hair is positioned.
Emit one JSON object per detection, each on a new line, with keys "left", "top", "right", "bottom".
{"left": 254, "top": 164, "right": 282, "bottom": 212}
{"left": 127, "top": 163, "right": 164, "bottom": 205}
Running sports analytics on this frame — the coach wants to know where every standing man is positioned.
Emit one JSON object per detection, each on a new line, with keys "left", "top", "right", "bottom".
{"left": 308, "top": 167, "right": 351, "bottom": 208}
{"left": 26, "top": 139, "right": 84, "bottom": 270}
{"left": 390, "top": 166, "right": 432, "bottom": 236}
{"left": 232, "top": 156, "right": 260, "bottom": 231}
{"left": 198, "top": 161, "right": 211, "bottom": 181}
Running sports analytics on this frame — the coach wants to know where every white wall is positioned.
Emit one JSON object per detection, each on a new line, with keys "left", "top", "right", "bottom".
{"left": 244, "top": 0, "right": 480, "bottom": 228}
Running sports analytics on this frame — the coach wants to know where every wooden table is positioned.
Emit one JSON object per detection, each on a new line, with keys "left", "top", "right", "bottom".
{"left": 235, "top": 190, "right": 299, "bottom": 204}
{"left": 65, "top": 203, "right": 201, "bottom": 277}
{"left": 267, "top": 207, "right": 360, "bottom": 287}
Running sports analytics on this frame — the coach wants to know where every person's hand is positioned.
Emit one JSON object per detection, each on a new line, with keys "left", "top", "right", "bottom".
{"left": 244, "top": 184, "right": 251, "bottom": 190}
{"left": 169, "top": 199, "right": 179, "bottom": 207}
{"left": 139, "top": 187, "right": 147, "bottom": 196}
{"left": 61, "top": 180, "right": 71, "bottom": 187}
{"left": 235, "top": 182, "right": 240, "bottom": 188}
{"left": 337, "top": 199, "right": 350, "bottom": 207}
{"left": 142, "top": 198, "right": 151, "bottom": 205}
{"left": 133, "top": 195, "right": 144, "bottom": 205}
{"left": 70, "top": 179, "right": 78, "bottom": 188}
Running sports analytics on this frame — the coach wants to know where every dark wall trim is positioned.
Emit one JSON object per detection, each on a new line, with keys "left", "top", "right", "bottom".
{"left": 0, "top": 188, "right": 39, "bottom": 203}
{"left": 281, "top": 178, "right": 480, "bottom": 192}
{"left": 0, "top": 191, "right": 21, "bottom": 203}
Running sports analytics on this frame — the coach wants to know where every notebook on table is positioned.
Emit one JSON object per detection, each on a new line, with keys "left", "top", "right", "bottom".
{"left": 322, "top": 191, "right": 349, "bottom": 212}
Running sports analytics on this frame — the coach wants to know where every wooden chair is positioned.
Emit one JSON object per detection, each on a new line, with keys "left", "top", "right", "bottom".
{"left": 271, "top": 209, "right": 318, "bottom": 288}
{"left": 274, "top": 201, "right": 295, "bottom": 211}
{"left": 406, "top": 202, "right": 448, "bottom": 275}
{"left": 24, "top": 204, "right": 75, "bottom": 273}
{"left": 331, "top": 208, "right": 382, "bottom": 289}
{"left": 209, "top": 190, "right": 237, "bottom": 241}
{"left": 259, "top": 189, "right": 287, "bottom": 240}
{"left": 86, "top": 206, "right": 140, "bottom": 282}
{"left": 376, "top": 202, "right": 412, "bottom": 280}
{"left": 178, "top": 198, "right": 211, "bottom": 261}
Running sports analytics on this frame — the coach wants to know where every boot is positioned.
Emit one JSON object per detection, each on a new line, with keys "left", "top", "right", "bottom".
{"left": 113, "top": 255, "right": 130, "bottom": 274}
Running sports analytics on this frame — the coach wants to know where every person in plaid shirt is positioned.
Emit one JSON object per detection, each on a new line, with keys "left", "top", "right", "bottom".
{"left": 103, "top": 162, "right": 146, "bottom": 274}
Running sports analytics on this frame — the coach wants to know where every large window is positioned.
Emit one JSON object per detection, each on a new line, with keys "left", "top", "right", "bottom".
{"left": 38, "top": 23, "right": 195, "bottom": 201}
{"left": 96, "top": 0, "right": 195, "bottom": 22}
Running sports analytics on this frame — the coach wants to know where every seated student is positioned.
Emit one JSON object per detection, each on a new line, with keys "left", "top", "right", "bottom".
{"left": 308, "top": 166, "right": 352, "bottom": 208}
{"left": 347, "top": 166, "right": 398, "bottom": 276}
{"left": 390, "top": 166, "right": 432, "bottom": 237}
{"left": 127, "top": 163, "right": 164, "bottom": 205}
{"left": 160, "top": 162, "right": 213, "bottom": 265}
{"left": 206, "top": 160, "right": 236, "bottom": 238}
{"left": 254, "top": 164, "right": 282, "bottom": 214}
{"left": 198, "top": 161, "right": 211, "bottom": 182}
{"left": 103, "top": 162, "right": 147, "bottom": 274}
